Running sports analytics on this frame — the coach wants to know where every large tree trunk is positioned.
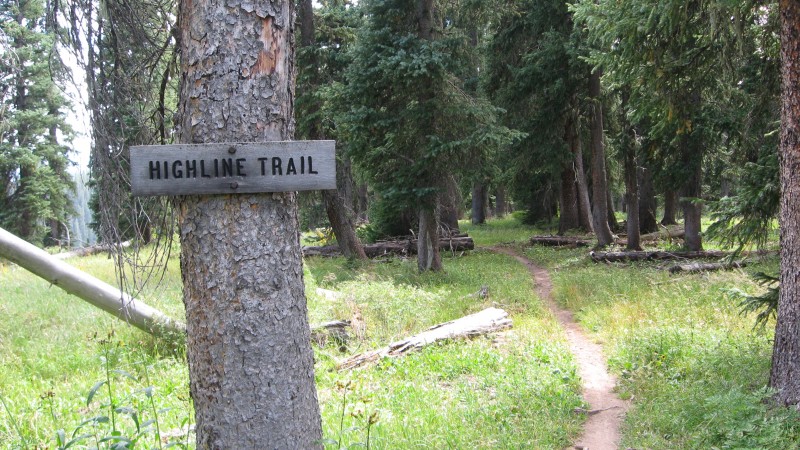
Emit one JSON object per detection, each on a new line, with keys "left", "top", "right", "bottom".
{"left": 176, "top": 0, "right": 322, "bottom": 447}
{"left": 638, "top": 166, "right": 659, "bottom": 233}
{"left": 589, "top": 70, "right": 614, "bottom": 246}
{"left": 417, "top": 207, "right": 442, "bottom": 271}
{"left": 770, "top": 0, "right": 800, "bottom": 407}
{"left": 606, "top": 180, "right": 619, "bottom": 232}
{"left": 661, "top": 189, "right": 678, "bottom": 225}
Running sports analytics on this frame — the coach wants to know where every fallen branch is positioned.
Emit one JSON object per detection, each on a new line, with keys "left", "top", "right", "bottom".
{"left": 304, "top": 236, "right": 474, "bottom": 258}
{"left": 590, "top": 250, "right": 728, "bottom": 263}
{"left": 666, "top": 261, "right": 746, "bottom": 274}
{"left": 338, "top": 307, "right": 512, "bottom": 370}
{"left": 616, "top": 225, "right": 685, "bottom": 245}
{"left": 530, "top": 236, "right": 591, "bottom": 247}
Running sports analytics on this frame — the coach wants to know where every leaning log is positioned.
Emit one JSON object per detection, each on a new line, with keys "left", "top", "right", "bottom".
{"left": 590, "top": 250, "right": 728, "bottom": 263}
{"left": 304, "top": 236, "right": 474, "bottom": 258}
{"left": 666, "top": 261, "right": 746, "bottom": 274}
{"left": 530, "top": 236, "right": 591, "bottom": 247}
{"left": 0, "top": 226, "right": 185, "bottom": 337}
{"left": 338, "top": 307, "right": 512, "bottom": 370}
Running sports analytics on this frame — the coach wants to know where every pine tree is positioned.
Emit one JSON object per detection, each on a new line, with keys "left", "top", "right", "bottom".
{"left": 0, "top": 0, "right": 74, "bottom": 245}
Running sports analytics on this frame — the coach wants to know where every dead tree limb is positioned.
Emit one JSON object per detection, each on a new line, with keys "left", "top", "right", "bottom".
{"left": 590, "top": 250, "right": 728, "bottom": 263}
{"left": 303, "top": 236, "right": 474, "bottom": 258}
{"left": 338, "top": 307, "right": 512, "bottom": 370}
{"left": 666, "top": 262, "right": 746, "bottom": 274}
{"left": 530, "top": 236, "right": 591, "bottom": 247}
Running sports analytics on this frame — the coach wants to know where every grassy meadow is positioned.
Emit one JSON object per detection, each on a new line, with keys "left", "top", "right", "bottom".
{"left": 1, "top": 216, "right": 798, "bottom": 449}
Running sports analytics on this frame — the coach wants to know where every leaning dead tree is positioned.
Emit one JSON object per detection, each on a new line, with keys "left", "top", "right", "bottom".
{"left": 0, "top": 226, "right": 184, "bottom": 336}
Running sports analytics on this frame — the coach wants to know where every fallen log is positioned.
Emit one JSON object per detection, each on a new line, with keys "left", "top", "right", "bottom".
{"left": 54, "top": 241, "right": 132, "bottom": 260}
{"left": 311, "top": 320, "right": 351, "bottom": 350}
{"left": 666, "top": 261, "right": 746, "bottom": 274}
{"left": 616, "top": 225, "right": 685, "bottom": 246}
{"left": 590, "top": 250, "right": 728, "bottom": 263}
{"left": 338, "top": 307, "right": 512, "bottom": 370}
{"left": 0, "top": 226, "right": 185, "bottom": 337}
{"left": 530, "top": 236, "right": 591, "bottom": 247}
{"left": 303, "top": 236, "right": 474, "bottom": 258}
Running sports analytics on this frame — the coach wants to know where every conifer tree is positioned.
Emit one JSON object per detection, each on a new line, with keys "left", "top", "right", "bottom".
{"left": 0, "top": 0, "right": 73, "bottom": 245}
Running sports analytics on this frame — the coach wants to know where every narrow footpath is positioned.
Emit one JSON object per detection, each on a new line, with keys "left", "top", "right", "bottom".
{"left": 491, "top": 247, "right": 629, "bottom": 450}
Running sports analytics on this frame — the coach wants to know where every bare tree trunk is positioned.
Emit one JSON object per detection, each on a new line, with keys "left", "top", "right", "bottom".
{"left": 575, "top": 145, "right": 593, "bottom": 232}
{"left": 638, "top": 166, "right": 659, "bottom": 233}
{"left": 471, "top": 181, "right": 487, "bottom": 225}
{"left": 623, "top": 127, "right": 641, "bottom": 251}
{"left": 495, "top": 186, "right": 507, "bottom": 218}
{"left": 681, "top": 163, "right": 704, "bottom": 251}
{"left": 176, "top": 0, "right": 322, "bottom": 447}
{"left": 417, "top": 207, "right": 442, "bottom": 271}
{"left": 661, "top": 189, "right": 678, "bottom": 225}
{"left": 770, "top": 0, "right": 800, "bottom": 407}
{"left": 589, "top": 70, "right": 614, "bottom": 246}
{"left": 559, "top": 163, "right": 580, "bottom": 234}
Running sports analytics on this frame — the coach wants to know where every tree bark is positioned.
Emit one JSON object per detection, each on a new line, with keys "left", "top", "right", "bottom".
{"left": 471, "top": 181, "right": 487, "bottom": 225}
{"left": 559, "top": 162, "right": 580, "bottom": 234}
{"left": 176, "top": 0, "right": 322, "bottom": 447}
{"left": 589, "top": 70, "right": 614, "bottom": 246}
{"left": 681, "top": 163, "right": 703, "bottom": 251}
{"left": 495, "top": 186, "right": 507, "bottom": 218}
{"left": 770, "top": 0, "right": 800, "bottom": 407}
{"left": 638, "top": 166, "right": 659, "bottom": 233}
{"left": 661, "top": 189, "right": 678, "bottom": 225}
{"left": 568, "top": 100, "right": 593, "bottom": 232}
{"left": 623, "top": 135, "right": 641, "bottom": 251}
{"left": 417, "top": 207, "right": 442, "bottom": 271}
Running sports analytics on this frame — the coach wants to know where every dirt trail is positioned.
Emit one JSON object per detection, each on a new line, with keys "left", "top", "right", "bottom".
{"left": 492, "top": 247, "right": 629, "bottom": 450}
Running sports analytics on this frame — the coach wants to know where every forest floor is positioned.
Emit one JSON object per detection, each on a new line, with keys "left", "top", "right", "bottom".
{"left": 1, "top": 215, "right": 799, "bottom": 449}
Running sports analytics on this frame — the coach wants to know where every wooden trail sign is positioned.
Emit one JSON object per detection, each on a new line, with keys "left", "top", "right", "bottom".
{"left": 130, "top": 141, "right": 335, "bottom": 196}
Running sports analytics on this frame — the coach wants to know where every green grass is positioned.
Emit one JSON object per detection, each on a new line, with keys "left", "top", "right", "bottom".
{"left": 3, "top": 214, "right": 793, "bottom": 449}
{"left": 535, "top": 243, "right": 800, "bottom": 449}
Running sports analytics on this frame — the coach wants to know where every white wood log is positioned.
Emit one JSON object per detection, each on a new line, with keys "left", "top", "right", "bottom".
{"left": 339, "top": 307, "right": 512, "bottom": 370}
{"left": 0, "top": 226, "right": 185, "bottom": 337}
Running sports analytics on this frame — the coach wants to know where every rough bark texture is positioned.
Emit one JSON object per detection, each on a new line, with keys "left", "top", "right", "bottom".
{"left": 417, "top": 207, "right": 442, "bottom": 271}
{"left": 176, "top": 0, "right": 322, "bottom": 447}
{"left": 638, "top": 167, "right": 659, "bottom": 233}
{"left": 589, "top": 70, "right": 614, "bottom": 246}
{"left": 661, "top": 189, "right": 678, "bottom": 225}
{"left": 771, "top": 0, "right": 800, "bottom": 407}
